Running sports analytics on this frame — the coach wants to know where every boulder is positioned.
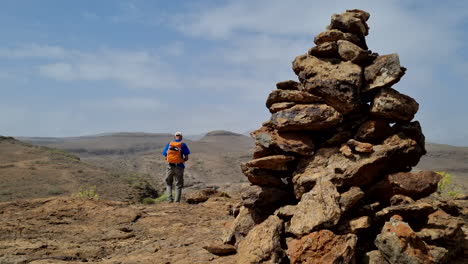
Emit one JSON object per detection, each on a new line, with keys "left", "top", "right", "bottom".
{"left": 375, "top": 215, "right": 434, "bottom": 264}
{"left": 370, "top": 88, "right": 419, "bottom": 122}
{"left": 368, "top": 171, "right": 441, "bottom": 202}
{"left": 223, "top": 206, "right": 267, "bottom": 245}
{"left": 364, "top": 54, "right": 406, "bottom": 91}
{"left": 276, "top": 80, "right": 301, "bottom": 90}
{"left": 237, "top": 215, "right": 286, "bottom": 264}
{"left": 240, "top": 185, "right": 291, "bottom": 210}
{"left": 269, "top": 102, "right": 295, "bottom": 113}
{"left": 314, "top": 29, "right": 366, "bottom": 49}
{"left": 293, "top": 54, "right": 362, "bottom": 114}
{"left": 328, "top": 10, "right": 369, "bottom": 36}
{"left": 375, "top": 202, "right": 436, "bottom": 222}
{"left": 346, "top": 9, "right": 370, "bottom": 22}
{"left": 265, "top": 89, "right": 322, "bottom": 108}
{"left": 339, "top": 186, "right": 364, "bottom": 213}
{"left": 185, "top": 188, "right": 220, "bottom": 204}
{"left": 245, "top": 155, "right": 295, "bottom": 171}
{"left": 287, "top": 229, "right": 357, "bottom": 264}
{"left": 308, "top": 42, "right": 339, "bottom": 58}
{"left": 355, "top": 119, "right": 393, "bottom": 144}
{"left": 337, "top": 40, "right": 376, "bottom": 65}
{"left": 240, "top": 164, "right": 288, "bottom": 188}
{"left": 293, "top": 133, "right": 425, "bottom": 198}
{"left": 203, "top": 243, "right": 237, "bottom": 256}
{"left": 393, "top": 121, "right": 425, "bottom": 150}
{"left": 417, "top": 210, "right": 464, "bottom": 247}
{"left": 270, "top": 104, "right": 342, "bottom": 131}
{"left": 289, "top": 180, "right": 341, "bottom": 236}
{"left": 251, "top": 126, "right": 315, "bottom": 156}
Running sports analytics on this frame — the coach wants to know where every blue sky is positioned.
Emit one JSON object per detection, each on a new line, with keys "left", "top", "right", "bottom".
{"left": 0, "top": 0, "right": 467, "bottom": 146}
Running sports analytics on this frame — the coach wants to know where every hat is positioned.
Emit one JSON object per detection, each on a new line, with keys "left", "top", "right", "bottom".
{"left": 174, "top": 131, "right": 183, "bottom": 137}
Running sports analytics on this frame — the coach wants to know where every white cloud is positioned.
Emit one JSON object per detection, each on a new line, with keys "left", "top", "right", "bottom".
{"left": 37, "top": 48, "right": 180, "bottom": 89}
{"left": 85, "top": 97, "right": 165, "bottom": 112}
{"left": 0, "top": 44, "right": 67, "bottom": 59}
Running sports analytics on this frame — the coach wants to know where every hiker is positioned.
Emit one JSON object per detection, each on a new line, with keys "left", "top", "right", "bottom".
{"left": 162, "top": 131, "right": 190, "bottom": 202}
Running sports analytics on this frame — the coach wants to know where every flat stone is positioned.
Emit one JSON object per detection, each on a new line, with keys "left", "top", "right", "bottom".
{"left": 245, "top": 155, "right": 295, "bottom": 171}
{"left": 370, "top": 87, "right": 419, "bottom": 122}
{"left": 202, "top": 243, "right": 236, "bottom": 256}
{"left": 251, "top": 126, "right": 315, "bottom": 156}
{"left": 314, "top": 29, "right": 366, "bottom": 49}
{"left": 270, "top": 104, "right": 342, "bottom": 131}
{"left": 266, "top": 89, "right": 322, "bottom": 108}
{"left": 308, "top": 42, "right": 339, "bottom": 58}
{"left": 276, "top": 80, "right": 301, "bottom": 90}
{"left": 337, "top": 39, "right": 376, "bottom": 65}
{"left": 269, "top": 102, "right": 295, "bottom": 113}
{"left": 364, "top": 54, "right": 406, "bottom": 91}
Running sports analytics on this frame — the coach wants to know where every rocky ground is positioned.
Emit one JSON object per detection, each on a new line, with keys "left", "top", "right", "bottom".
{"left": 0, "top": 195, "right": 239, "bottom": 264}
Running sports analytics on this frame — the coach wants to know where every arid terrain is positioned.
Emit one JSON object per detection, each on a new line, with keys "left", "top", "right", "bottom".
{"left": 1, "top": 131, "right": 467, "bottom": 263}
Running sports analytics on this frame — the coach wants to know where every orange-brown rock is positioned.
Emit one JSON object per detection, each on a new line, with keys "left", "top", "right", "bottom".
{"left": 293, "top": 55, "right": 362, "bottom": 113}
{"left": 237, "top": 215, "right": 286, "bottom": 264}
{"left": 355, "top": 119, "right": 393, "bottom": 143}
{"left": 417, "top": 210, "right": 465, "bottom": 247}
{"left": 276, "top": 80, "right": 301, "bottom": 90}
{"left": 347, "top": 139, "right": 374, "bottom": 153}
{"left": 222, "top": 206, "right": 267, "bottom": 245}
{"left": 270, "top": 104, "right": 342, "bottom": 131}
{"left": 288, "top": 229, "right": 357, "bottom": 264}
{"left": 328, "top": 10, "right": 369, "bottom": 36}
{"left": 364, "top": 54, "right": 406, "bottom": 91}
{"left": 251, "top": 126, "right": 315, "bottom": 156}
{"left": 314, "top": 29, "right": 365, "bottom": 49}
{"left": 245, "top": 155, "right": 295, "bottom": 171}
{"left": 370, "top": 87, "right": 419, "bottom": 122}
{"left": 266, "top": 89, "right": 322, "bottom": 109}
{"left": 308, "top": 42, "right": 338, "bottom": 58}
{"left": 269, "top": 102, "right": 295, "bottom": 113}
{"left": 368, "top": 171, "right": 441, "bottom": 202}
{"left": 337, "top": 40, "right": 376, "bottom": 65}
{"left": 203, "top": 242, "right": 237, "bottom": 256}
{"left": 240, "top": 163, "right": 288, "bottom": 188}
{"left": 339, "top": 186, "right": 364, "bottom": 213}
{"left": 375, "top": 216, "right": 434, "bottom": 264}
{"left": 289, "top": 180, "right": 341, "bottom": 236}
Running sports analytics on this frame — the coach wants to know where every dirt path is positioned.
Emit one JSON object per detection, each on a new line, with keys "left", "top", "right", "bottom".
{"left": 0, "top": 197, "right": 238, "bottom": 264}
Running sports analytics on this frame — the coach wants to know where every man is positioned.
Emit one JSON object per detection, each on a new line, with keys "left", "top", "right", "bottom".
{"left": 162, "top": 131, "right": 190, "bottom": 202}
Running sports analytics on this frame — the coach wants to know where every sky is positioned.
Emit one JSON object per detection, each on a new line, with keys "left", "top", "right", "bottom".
{"left": 0, "top": 0, "right": 467, "bottom": 146}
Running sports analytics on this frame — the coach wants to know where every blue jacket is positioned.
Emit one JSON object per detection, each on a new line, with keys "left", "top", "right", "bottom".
{"left": 162, "top": 139, "right": 190, "bottom": 168}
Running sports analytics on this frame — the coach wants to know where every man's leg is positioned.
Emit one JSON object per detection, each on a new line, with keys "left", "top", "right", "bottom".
{"left": 174, "top": 166, "right": 184, "bottom": 202}
{"left": 165, "top": 164, "right": 175, "bottom": 202}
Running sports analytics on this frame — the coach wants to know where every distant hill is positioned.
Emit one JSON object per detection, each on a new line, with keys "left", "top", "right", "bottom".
{"left": 0, "top": 136, "right": 157, "bottom": 202}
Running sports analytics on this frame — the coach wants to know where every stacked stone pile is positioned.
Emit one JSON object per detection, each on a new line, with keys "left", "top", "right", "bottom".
{"left": 219, "top": 10, "right": 467, "bottom": 264}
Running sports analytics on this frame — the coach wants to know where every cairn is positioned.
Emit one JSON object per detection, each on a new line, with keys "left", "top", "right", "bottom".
{"left": 220, "top": 10, "right": 467, "bottom": 264}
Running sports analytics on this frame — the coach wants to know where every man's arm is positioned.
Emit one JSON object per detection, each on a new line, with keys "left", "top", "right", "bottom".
{"left": 162, "top": 143, "right": 169, "bottom": 157}
{"left": 182, "top": 143, "right": 190, "bottom": 161}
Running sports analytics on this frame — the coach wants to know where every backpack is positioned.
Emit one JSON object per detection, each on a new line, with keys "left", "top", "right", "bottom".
{"left": 166, "top": 141, "right": 185, "bottom": 164}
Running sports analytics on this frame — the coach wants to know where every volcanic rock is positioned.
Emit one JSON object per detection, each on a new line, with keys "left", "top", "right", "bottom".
{"left": 339, "top": 186, "right": 364, "bottom": 213}
{"left": 364, "top": 54, "right": 406, "bottom": 91}
{"left": 293, "top": 54, "right": 362, "bottom": 113}
{"left": 265, "top": 89, "right": 322, "bottom": 109}
{"left": 337, "top": 40, "right": 376, "bottom": 65}
{"left": 375, "top": 216, "right": 434, "bottom": 264}
{"left": 289, "top": 180, "right": 341, "bottom": 236}
{"left": 245, "top": 155, "right": 295, "bottom": 171}
{"left": 223, "top": 206, "right": 267, "bottom": 245}
{"left": 203, "top": 243, "right": 237, "bottom": 256}
{"left": 287, "top": 229, "right": 357, "bottom": 264}
{"left": 314, "top": 29, "right": 365, "bottom": 49}
{"left": 269, "top": 102, "right": 296, "bottom": 113}
{"left": 370, "top": 87, "right": 419, "bottom": 122}
{"left": 251, "top": 126, "right": 315, "bottom": 156}
{"left": 237, "top": 215, "right": 286, "bottom": 264}
{"left": 355, "top": 119, "right": 393, "bottom": 143}
{"left": 270, "top": 104, "right": 342, "bottom": 131}
{"left": 240, "top": 164, "right": 288, "bottom": 188}
{"left": 328, "top": 10, "right": 369, "bottom": 37}
{"left": 276, "top": 80, "right": 301, "bottom": 90}
{"left": 308, "top": 42, "right": 339, "bottom": 58}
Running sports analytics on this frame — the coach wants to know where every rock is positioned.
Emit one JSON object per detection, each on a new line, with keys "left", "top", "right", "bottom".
{"left": 314, "top": 29, "right": 366, "bottom": 49}
{"left": 347, "top": 139, "right": 374, "bottom": 153}
{"left": 349, "top": 216, "right": 371, "bottom": 232}
{"left": 417, "top": 210, "right": 464, "bottom": 248}
{"left": 394, "top": 121, "right": 426, "bottom": 150}
{"left": 251, "top": 126, "right": 315, "bottom": 156}
{"left": 337, "top": 40, "right": 376, "bottom": 65}
{"left": 340, "top": 144, "right": 354, "bottom": 158}
{"left": 269, "top": 102, "right": 296, "bottom": 113}
{"left": 375, "top": 216, "right": 434, "bottom": 264}
{"left": 390, "top": 194, "right": 415, "bottom": 206}
{"left": 274, "top": 205, "right": 296, "bottom": 219}
{"left": 185, "top": 188, "right": 223, "bottom": 204}
{"left": 328, "top": 10, "right": 369, "bottom": 36}
{"left": 293, "top": 55, "right": 362, "bottom": 114}
{"left": 370, "top": 87, "right": 419, "bottom": 122}
{"left": 265, "top": 89, "right": 322, "bottom": 108}
{"left": 270, "top": 104, "right": 342, "bottom": 131}
{"left": 339, "top": 186, "right": 364, "bottom": 213}
{"left": 346, "top": 9, "right": 370, "bottom": 22}
{"left": 429, "top": 246, "right": 449, "bottom": 263}
{"left": 276, "top": 80, "right": 301, "bottom": 90}
{"left": 240, "top": 185, "right": 291, "bottom": 210}
{"left": 368, "top": 171, "right": 441, "bottom": 202}
{"left": 223, "top": 206, "right": 267, "bottom": 245}
{"left": 355, "top": 119, "right": 393, "bottom": 144}
{"left": 237, "top": 215, "right": 286, "bottom": 264}
{"left": 203, "top": 243, "right": 237, "bottom": 256}
{"left": 240, "top": 164, "right": 288, "bottom": 188}
{"left": 362, "top": 250, "right": 390, "bottom": 264}
{"left": 251, "top": 144, "right": 276, "bottom": 159}
{"left": 375, "top": 202, "right": 436, "bottom": 222}
{"left": 245, "top": 155, "right": 295, "bottom": 171}
{"left": 308, "top": 42, "right": 339, "bottom": 58}
{"left": 287, "top": 229, "right": 357, "bottom": 264}
{"left": 364, "top": 54, "right": 406, "bottom": 91}
{"left": 289, "top": 180, "right": 341, "bottom": 236}
{"left": 293, "top": 133, "right": 425, "bottom": 198}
